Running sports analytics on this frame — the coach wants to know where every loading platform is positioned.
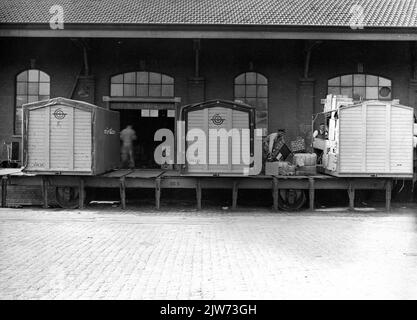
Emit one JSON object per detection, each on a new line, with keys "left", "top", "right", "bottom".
{"left": 0, "top": 168, "right": 394, "bottom": 211}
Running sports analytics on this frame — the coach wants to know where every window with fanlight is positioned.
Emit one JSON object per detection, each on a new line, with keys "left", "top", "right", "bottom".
{"left": 15, "top": 69, "right": 50, "bottom": 135}
{"left": 110, "top": 71, "right": 174, "bottom": 97}
{"left": 234, "top": 72, "right": 268, "bottom": 135}
{"left": 328, "top": 74, "right": 392, "bottom": 101}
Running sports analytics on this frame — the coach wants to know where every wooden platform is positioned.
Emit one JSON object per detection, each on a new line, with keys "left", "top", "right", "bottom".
{"left": 0, "top": 168, "right": 395, "bottom": 211}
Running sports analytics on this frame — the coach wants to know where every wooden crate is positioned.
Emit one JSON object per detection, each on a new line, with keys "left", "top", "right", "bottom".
{"left": 22, "top": 97, "right": 120, "bottom": 175}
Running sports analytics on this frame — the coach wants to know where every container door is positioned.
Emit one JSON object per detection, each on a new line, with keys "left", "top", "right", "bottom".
{"left": 26, "top": 107, "right": 49, "bottom": 170}
{"left": 49, "top": 105, "right": 91, "bottom": 172}
{"left": 186, "top": 107, "right": 250, "bottom": 174}
{"left": 365, "top": 103, "right": 387, "bottom": 173}
{"left": 49, "top": 105, "right": 74, "bottom": 170}
{"left": 187, "top": 108, "right": 208, "bottom": 173}
{"left": 73, "top": 108, "right": 92, "bottom": 171}
{"left": 389, "top": 106, "right": 413, "bottom": 174}
{"left": 339, "top": 106, "right": 364, "bottom": 173}
{"left": 207, "top": 107, "right": 232, "bottom": 173}
{"left": 231, "top": 110, "right": 250, "bottom": 174}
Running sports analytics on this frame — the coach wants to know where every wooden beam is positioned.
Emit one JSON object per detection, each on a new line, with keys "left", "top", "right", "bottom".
{"left": 272, "top": 177, "right": 279, "bottom": 211}
{"left": 196, "top": 179, "right": 202, "bottom": 210}
{"left": 348, "top": 182, "right": 355, "bottom": 211}
{"left": 78, "top": 178, "right": 85, "bottom": 209}
{"left": 41, "top": 176, "right": 48, "bottom": 209}
{"left": 308, "top": 177, "right": 315, "bottom": 211}
{"left": 2, "top": 27, "right": 417, "bottom": 41}
{"left": 103, "top": 96, "right": 181, "bottom": 103}
{"left": 1, "top": 176, "right": 8, "bottom": 208}
{"left": 385, "top": 179, "right": 392, "bottom": 212}
{"left": 155, "top": 177, "right": 161, "bottom": 210}
{"left": 120, "top": 177, "right": 126, "bottom": 210}
{"left": 232, "top": 180, "right": 239, "bottom": 210}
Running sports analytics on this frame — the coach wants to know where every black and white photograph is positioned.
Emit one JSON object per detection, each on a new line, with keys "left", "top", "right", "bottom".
{"left": 0, "top": 0, "right": 417, "bottom": 303}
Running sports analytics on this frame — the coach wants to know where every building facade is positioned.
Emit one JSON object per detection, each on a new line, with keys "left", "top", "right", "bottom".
{"left": 1, "top": 0, "right": 417, "bottom": 170}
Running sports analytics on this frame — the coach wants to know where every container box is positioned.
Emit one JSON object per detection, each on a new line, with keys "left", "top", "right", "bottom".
{"left": 181, "top": 100, "right": 256, "bottom": 175}
{"left": 324, "top": 100, "right": 414, "bottom": 178}
{"left": 23, "top": 97, "right": 120, "bottom": 175}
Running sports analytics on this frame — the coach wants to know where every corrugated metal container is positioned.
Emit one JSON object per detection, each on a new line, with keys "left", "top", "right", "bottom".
{"left": 22, "top": 97, "right": 120, "bottom": 175}
{"left": 181, "top": 100, "right": 256, "bottom": 175}
{"left": 324, "top": 100, "right": 414, "bottom": 178}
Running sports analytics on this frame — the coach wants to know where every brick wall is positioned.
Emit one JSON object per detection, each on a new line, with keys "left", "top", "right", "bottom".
{"left": 0, "top": 38, "right": 414, "bottom": 163}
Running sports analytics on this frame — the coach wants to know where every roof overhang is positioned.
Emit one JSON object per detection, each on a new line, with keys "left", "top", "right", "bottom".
{"left": 1, "top": 24, "right": 417, "bottom": 41}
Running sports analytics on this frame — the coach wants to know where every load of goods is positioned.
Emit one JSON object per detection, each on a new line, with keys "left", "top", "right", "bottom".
{"left": 264, "top": 94, "right": 417, "bottom": 178}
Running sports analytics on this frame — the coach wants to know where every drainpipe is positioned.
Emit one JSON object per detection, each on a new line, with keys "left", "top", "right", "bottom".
{"left": 411, "top": 41, "right": 417, "bottom": 79}
{"left": 303, "top": 41, "right": 322, "bottom": 79}
{"left": 193, "top": 39, "right": 201, "bottom": 78}
{"left": 81, "top": 40, "right": 90, "bottom": 76}
{"left": 69, "top": 39, "right": 90, "bottom": 98}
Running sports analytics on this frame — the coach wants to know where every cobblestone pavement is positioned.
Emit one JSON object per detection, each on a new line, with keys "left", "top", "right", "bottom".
{"left": 0, "top": 206, "right": 417, "bottom": 300}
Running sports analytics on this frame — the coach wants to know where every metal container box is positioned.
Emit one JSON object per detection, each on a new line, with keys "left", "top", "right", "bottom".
{"left": 323, "top": 100, "right": 414, "bottom": 178}
{"left": 23, "top": 97, "right": 120, "bottom": 175}
{"left": 181, "top": 100, "right": 256, "bottom": 175}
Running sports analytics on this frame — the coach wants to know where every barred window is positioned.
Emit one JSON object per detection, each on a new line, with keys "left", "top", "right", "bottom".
{"left": 328, "top": 74, "right": 392, "bottom": 101}
{"left": 110, "top": 71, "right": 174, "bottom": 97}
{"left": 234, "top": 72, "right": 268, "bottom": 135}
{"left": 15, "top": 69, "right": 50, "bottom": 135}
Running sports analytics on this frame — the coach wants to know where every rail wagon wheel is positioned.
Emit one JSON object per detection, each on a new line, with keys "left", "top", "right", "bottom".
{"left": 55, "top": 186, "right": 80, "bottom": 209}
{"left": 278, "top": 189, "right": 306, "bottom": 211}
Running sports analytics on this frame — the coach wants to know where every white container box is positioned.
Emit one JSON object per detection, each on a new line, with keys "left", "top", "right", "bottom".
{"left": 182, "top": 100, "right": 256, "bottom": 175}
{"left": 325, "top": 100, "right": 414, "bottom": 178}
{"left": 22, "top": 97, "right": 120, "bottom": 175}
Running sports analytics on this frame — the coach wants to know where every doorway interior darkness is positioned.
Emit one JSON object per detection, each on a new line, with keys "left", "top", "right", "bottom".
{"left": 119, "top": 109, "right": 175, "bottom": 168}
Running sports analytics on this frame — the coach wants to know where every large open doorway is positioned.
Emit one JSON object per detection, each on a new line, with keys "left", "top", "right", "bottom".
{"left": 119, "top": 109, "right": 175, "bottom": 168}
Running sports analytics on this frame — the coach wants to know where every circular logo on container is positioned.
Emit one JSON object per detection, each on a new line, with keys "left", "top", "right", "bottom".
{"left": 53, "top": 108, "right": 67, "bottom": 120}
{"left": 211, "top": 114, "right": 225, "bottom": 126}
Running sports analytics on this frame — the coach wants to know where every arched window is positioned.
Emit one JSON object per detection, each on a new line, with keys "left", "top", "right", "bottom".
{"left": 328, "top": 74, "right": 392, "bottom": 101}
{"left": 234, "top": 72, "right": 268, "bottom": 135}
{"left": 15, "top": 69, "right": 50, "bottom": 134}
{"left": 110, "top": 71, "right": 174, "bottom": 97}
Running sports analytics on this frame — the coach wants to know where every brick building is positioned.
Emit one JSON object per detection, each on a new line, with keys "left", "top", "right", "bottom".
{"left": 1, "top": 0, "right": 417, "bottom": 169}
